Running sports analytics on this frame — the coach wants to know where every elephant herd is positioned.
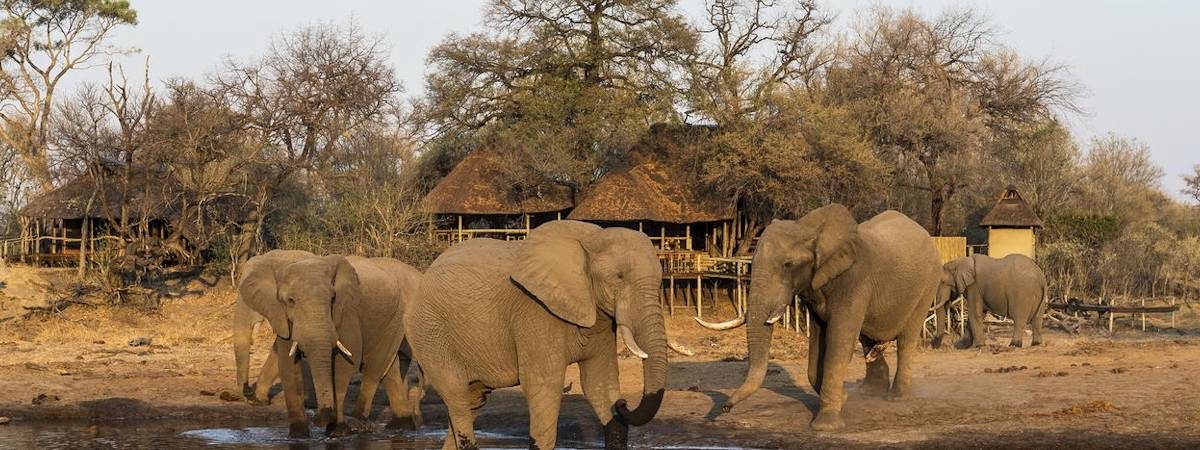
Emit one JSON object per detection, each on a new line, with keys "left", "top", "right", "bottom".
{"left": 230, "top": 204, "right": 1048, "bottom": 449}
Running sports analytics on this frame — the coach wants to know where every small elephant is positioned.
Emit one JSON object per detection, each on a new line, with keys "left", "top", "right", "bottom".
{"left": 407, "top": 221, "right": 668, "bottom": 450}
{"left": 697, "top": 205, "right": 941, "bottom": 431}
{"left": 233, "top": 249, "right": 315, "bottom": 403}
{"left": 238, "top": 251, "right": 423, "bottom": 437}
{"left": 938, "top": 253, "right": 1047, "bottom": 348}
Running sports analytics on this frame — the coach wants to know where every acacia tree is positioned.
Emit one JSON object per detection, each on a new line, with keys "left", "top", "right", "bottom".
{"left": 421, "top": 0, "right": 696, "bottom": 196}
{"left": 0, "top": 0, "right": 137, "bottom": 190}
{"left": 827, "top": 7, "right": 1080, "bottom": 235}
{"left": 211, "top": 20, "right": 403, "bottom": 265}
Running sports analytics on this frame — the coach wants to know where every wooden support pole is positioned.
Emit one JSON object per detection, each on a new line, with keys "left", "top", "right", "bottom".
{"left": 668, "top": 276, "right": 675, "bottom": 316}
{"left": 659, "top": 227, "right": 666, "bottom": 250}
{"left": 1141, "top": 298, "right": 1146, "bottom": 331}
{"left": 686, "top": 225, "right": 692, "bottom": 250}
{"left": 457, "top": 215, "right": 464, "bottom": 243}
{"left": 638, "top": 221, "right": 643, "bottom": 233}
{"left": 695, "top": 275, "right": 702, "bottom": 318}
{"left": 524, "top": 214, "right": 531, "bottom": 233}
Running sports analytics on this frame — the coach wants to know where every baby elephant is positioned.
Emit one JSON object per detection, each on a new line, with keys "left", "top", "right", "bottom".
{"left": 938, "top": 254, "right": 1047, "bottom": 348}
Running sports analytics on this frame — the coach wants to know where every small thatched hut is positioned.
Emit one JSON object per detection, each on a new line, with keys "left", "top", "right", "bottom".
{"left": 979, "top": 185, "right": 1043, "bottom": 258}
{"left": 421, "top": 148, "right": 573, "bottom": 242}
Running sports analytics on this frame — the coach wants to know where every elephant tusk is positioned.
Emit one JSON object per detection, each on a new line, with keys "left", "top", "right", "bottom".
{"left": 668, "top": 340, "right": 695, "bottom": 356}
{"left": 765, "top": 314, "right": 782, "bottom": 325}
{"left": 335, "top": 340, "right": 353, "bottom": 359}
{"left": 288, "top": 342, "right": 300, "bottom": 358}
{"left": 764, "top": 303, "right": 790, "bottom": 325}
{"left": 694, "top": 315, "right": 745, "bottom": 331}
{"left": 618, "top": 325, "right": 648, "bottom": 359}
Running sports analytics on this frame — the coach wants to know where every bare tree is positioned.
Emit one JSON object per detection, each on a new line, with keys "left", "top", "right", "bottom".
{"left": 210, "top": 20, "right": 403, "bottom": 266}
{"left": 0, "top": 0, "right": 138, "bottom": 189}
{"left": 1184, "top": 164, "right": 1200, "bottom": 205}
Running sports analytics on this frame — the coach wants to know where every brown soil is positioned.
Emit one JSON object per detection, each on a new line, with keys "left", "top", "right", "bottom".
{"left": 2, "top": 285, "right": 1200, "bottom": 448}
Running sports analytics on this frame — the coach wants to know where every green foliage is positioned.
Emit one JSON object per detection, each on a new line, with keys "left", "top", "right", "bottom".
{"left": 1043, "top": 212, "right": 1121, "bottom": 249}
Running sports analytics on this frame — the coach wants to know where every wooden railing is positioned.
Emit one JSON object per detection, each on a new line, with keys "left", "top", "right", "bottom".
{"left": 433, "top": 228, "right": 530, "bottom": 243}
{"left": 1, "top": 235, "right": 126, "bottom": 262}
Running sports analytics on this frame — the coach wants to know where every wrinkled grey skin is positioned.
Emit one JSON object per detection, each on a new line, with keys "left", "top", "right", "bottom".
{"left": 938, "top": 254, "right": 1048, "bottom": 348}
{"left": 233, "top": 249, "right": 315, "bottom": 403}
{"left": 238, "top": 251, "right": 423, "bottom": 438}
{"left": 407, "top": 220, "right": 667, "bottom": 450}
{"left": 712, "top": 205, "right": 941, "bottom": 432}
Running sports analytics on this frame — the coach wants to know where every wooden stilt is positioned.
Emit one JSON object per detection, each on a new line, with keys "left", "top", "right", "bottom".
{"left": 668, "top": 276, "right": 675, "bottom": 316}
{"left": 685, "top": 225, "right": 692, "bottom": 250}
{"left": 457, "top": 215, "right": 464, "bottom": 242}
{"left": 695, "top": 275, "right": 702, "bottom": 317}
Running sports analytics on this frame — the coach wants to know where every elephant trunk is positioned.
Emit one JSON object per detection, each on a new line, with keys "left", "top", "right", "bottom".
{"left": 724, "top": 272, "right": 789, "bottom": 412}
{"left": 616, "top": 279, "right": 667, "bottom": 426}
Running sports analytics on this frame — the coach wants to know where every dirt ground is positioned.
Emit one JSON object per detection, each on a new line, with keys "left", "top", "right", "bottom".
{"left": 2, "top": 283, "right": 1200, "bottom": 448}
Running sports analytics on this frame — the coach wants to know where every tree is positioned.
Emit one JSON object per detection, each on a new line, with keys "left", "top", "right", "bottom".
{"left": 1184, "top": 164, "right": 1200, "bottom": 205}
{"left": 0, "top": 0, "right": 137, "bottom": 189}
{"left": 211, "top": 20, "right": 403, "bottom": 265}
{"left": 826, "top": 6, "right": 1080, "bottom": 235}
{"left": 1076, "top": 133, "right": 1164, "bottom": 226}
{"left": 990, "top": 120, "right": 1080, "bottom": 215}
{"left": 421, "top": 0, "right": 696, "bottom": 195}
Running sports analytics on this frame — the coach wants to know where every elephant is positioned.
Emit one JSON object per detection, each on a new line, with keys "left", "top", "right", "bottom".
{"left": 233, "top": 249, "right": 315, "bottom": 403}
{"left": 937, "top": 253, "right": 1048, "bottom": 348}
{"left": 697, "top": 205, "right": 941, "bottom": 431}
{"left": 238, "top": 250, "right": 423, "bottom": 437}
{"left": 406, "top": 220, "right": 668, "bottom": 450}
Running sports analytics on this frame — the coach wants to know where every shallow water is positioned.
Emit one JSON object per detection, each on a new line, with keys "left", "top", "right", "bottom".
{"left": 0, "top": 420, "right": 759, "bottom": 449}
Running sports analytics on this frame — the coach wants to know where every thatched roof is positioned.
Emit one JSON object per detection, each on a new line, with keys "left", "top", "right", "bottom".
{"left": 19, "top": 167, "right": 178, "bottom": 220}
{"left": 568, "top": 127, "right": 734, "bottom": 224}
{"left": 980, "top": 185, "right": 1043, "bottom": 228}
{"left": 421, "top": 149, "right": 573, "bottom": 215}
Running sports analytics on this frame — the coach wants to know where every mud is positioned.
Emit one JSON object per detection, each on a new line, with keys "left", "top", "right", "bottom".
{"left": 2, "top": 290, "right": 1200, "bottom": 448}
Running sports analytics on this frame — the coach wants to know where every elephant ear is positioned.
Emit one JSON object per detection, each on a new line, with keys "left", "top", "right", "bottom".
{"left": 953, "top": 256, "right": 977, "bottom": 293}
{"left": 511, "top": 221, "right": 600, "bottom": 328}
{"left": 239, "top": 264, "right": 291, "bottom": 339}
{"left": 325, "top": 255, "right": 362, "bottom": 328}
{"left": 810, "top": 205, "right": 859, "bottom": 292}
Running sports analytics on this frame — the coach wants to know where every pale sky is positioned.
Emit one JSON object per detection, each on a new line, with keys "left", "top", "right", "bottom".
{"left": 91, "top": 1, "right": 1199, "bottom": 199}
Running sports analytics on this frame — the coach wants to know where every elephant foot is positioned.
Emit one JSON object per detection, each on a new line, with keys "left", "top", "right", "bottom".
{"left": 241, "top": 383, "right": 256, "bottom": 400}
{"left": 930, "top": 336, "right": 944, "bottom": 349}
{"left": 288, "top": 421, "right": 310, "bottom": 439}
{"left": 326, "top": 422, "right": 353, "bottom": 438}
{"left": 313, "top": 407, "right": 335, "bottom": 429}
{"left": 885, "top": 389, "right": 912, "bottom": 402}
{"left": 603, "top": 417, "right": 629, "bottom": 450}
{"left": 386, "top": 415, "right": 417, "bottom": 431}
{"left": 1010, "top": 340, "right": 1024, "bottom": 348}
{"left": 1031, "top": 339, "right": 1044, "bottom": 347}
{"left": 810, "top": 410, "right": 845, "bottom": 432}
{"left": 860, "top": 380, "right": 890, "bottom": 397}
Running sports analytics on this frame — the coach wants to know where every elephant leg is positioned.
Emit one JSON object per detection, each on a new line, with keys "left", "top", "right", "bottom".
{"left": 233, "top": 300, "right": 257, "bottom": 399}
{"left": 1031, "top": 301, "right": 1046, "bottom": 346}
{"left": 382, "top": 354, "right": 421, "bottom": 430}
{"left": 252, "top": 348, "right": 279, "bottom": 405}
{"left": 859, "top": 336, "right": 890, "bottom": 397}
{"left": 579, "top": 347, "right": 624, "bottom": 449}
{"left": 811, "top": 308, "right": 863, "bottom": 432}
{"left": 274, "top": 338, "right": 309, "bottom": 438}
{"left": 1009, "top": 309, "right": 1027, "bottom": 348}
{"left": 966, "top": 294, "right": 987, "bottom": 348}
{"left": 807, "top": 317, "right": 826, "bottom": 394}
{"left": 522, "top": 370, "right": 566, "bottom": 450}
{"left": 431, "top": 374, "right": 484, "bottom": 450}
{"left": 351, "top": 370, "right": 383, "bottom": 421}
{"left": 889, "top": 318, "right": 922, "bottom": 401}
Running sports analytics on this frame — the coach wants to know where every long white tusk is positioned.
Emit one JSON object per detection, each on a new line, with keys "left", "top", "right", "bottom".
{"left": 335, "top": 340, "right": 353, "bottom": 358}
{"left": 765, "top": 314, "right": 782, "bottom": 324}
{"left": 694, "top": 315, "right": 746, "bottom": 331}
{"left": 618, "top": 325, "right": 649, "bottom": 359}
{"left": 288, "top": 342, "right": 299, "bottom": 358}
{"left": 668, "top": 340, "right": 695, "bottom": 356}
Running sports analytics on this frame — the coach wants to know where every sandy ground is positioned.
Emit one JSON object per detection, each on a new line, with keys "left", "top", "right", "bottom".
{"left": 2, "top": 284, "right": 1200, "bottom": 448}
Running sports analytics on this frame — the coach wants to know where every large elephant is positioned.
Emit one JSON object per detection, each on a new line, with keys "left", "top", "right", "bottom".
{"left": 938, "top": 253, "right": 1047, "bottom": 348}
{"left": 239, "top": 251, "right": 423, "bottom": 437}
{"left": 697, "top": 205, "right": 941, "bottom": 431}
{"left": 233, "top": 249, "right": 315, "bottom": 403}
{"left": 406, "top": 220, "right": 668, "bottom": 450}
